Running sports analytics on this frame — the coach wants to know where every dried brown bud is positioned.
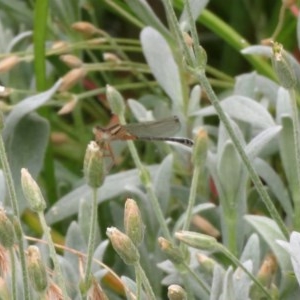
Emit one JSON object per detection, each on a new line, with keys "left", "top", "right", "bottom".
{"left": 0, "top": 56, "right": 20, "bottom": 73}
{"left": 58, "top": 97, "right": 77, "bottom": 115}
{"left": 71, "top": 22, "right": 98, "bottom": 36}
{"left": 182, "top": 32, "right": 193, "bottom": 47}
{"left": 103, "top": 53, "right": 121, "bottom": 63}
{"left": 51, "top": 41, "right": 70, "bottom": 52}
{"left": 192, "top": 215, "right": 220, "bottom": 238}
{"left": 60, "top": 54, "right": 83, "bottom": 68}
{"left": 58, "top": 68, "right": 86, "bottom": 92}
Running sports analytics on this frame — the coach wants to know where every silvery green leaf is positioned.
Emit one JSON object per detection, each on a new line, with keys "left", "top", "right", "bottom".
{"left": 193, "top": 96, "right": 275, "bottom": 130}
{"left": 5, "top": 114, "right": 49, "bottom": 212}
{"left": 3, "top": 80, "right": 60, "bottom": 142}
{"left": 245, "top": 126, "right": 281, "bottom": 160}
{"left": 124, "top": 0, "right": 169, "bottom": 36}
{"left": 217, "top": 118, "right": 246, "bottom": 155}
{"left": 210, "top": 264, "right": 225, "bottom": 300}
{"left": 91, "top": 240, "right": 109, "bottom": 273}
{"left": 217, "top": 141, "right": 242, "bottom": 204}
{"left": 64, "top": 222, "right": 86, "bottom": 282}
{"left": 141, "top": 27, "right": 183, "bottom": 112}
{"left": 253, "top": 158, "right": 292, "bottom": 217}
{"left": 46, "top": 165, "right": 160, "bottom": 224}
{"left": 220, "top": 267, "right": 234, "bottom": 300}
{"left": 188, "top": 84, "right": 201, "bottom": 115}
{"left": 128, "top": 98, "right": 152, "bottom": 121}
{"left": 276, "top": 88, "right": 292, "bottom": 123}
{"left": 240, "top": 234, "right": 260, "bottom": 273}
{"left": 277, "top": 232, "right": 300, "bottom": 286}
{"left": 234, "top": 72, "right": 256, "bottom": 98}
{"left": 179, "top": 0, "right": 209, "bottom": 28}
{"left": 233, "top": 260, "right": 252, "bottom": 300}
{"left": 78, "top": 197, "right": 101, "bottom": 245}
{"left": 154, "top": 154, "right": 173, "bottom": 213}
{"left": 122, "top": 276, "right": 147, "bottom": 299}
{"left": 241, "top": 45, "right": 272, "bottom": 57}
{"left": 278, "top": 116, "right": 299, "bottom": 202}
{"left": 255, "top": 74, "right": 279, "bottom": 105}
{"left": 245, "top": 215, "right": 292, "bottom": 272}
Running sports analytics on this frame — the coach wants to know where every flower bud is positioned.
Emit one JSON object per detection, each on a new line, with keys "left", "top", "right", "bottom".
{"left": 27, "top": 246, "right": 48, "bottom": 292}
{"left": 71, "top": 22, "right": 98, "bottom": 36}
{"left": 182, "top": 32, "right": 193, "bottom": 48}
{"left": 106, "top": 85, "right": 125, "bottom": 117}
{"left": 168, "top": 284, "right": 187, "bottom": 300}
{"left": 60, "top": 54, "right": 83, "bottom": 68}
{"left": 58, "top": 68, "right": 86, "bottom": 92}
{"left": 158, "top": 237, "right": 184, "bottom": 264}
{"left": 175, "top": 231, "right": 218, "bottom": 251}
{"left": 196, "top": 253, "right": 217, "bottom": 274}
{"left": 192, "top": 128, "right": 208, "bottom": 165}
{"left": 103, "top": 53, "right": 120, "bottom": 63}
{"left": 271, "top": 42, "right": 296, "bottom": 89}
{"left": 0, "top": 55, "right": 20, "bottom": 73}
{"left": 58, "top": 96, "right": 77, "bottom": 115}
{"left": 192, "top": 215, "right": 220, "bottom": 238}
{"left": 0, "top": 208, "right": 15, "bottom": 249}
{"left": 51, "top": 40, "right": 70, "bottom": 52}
{"left": 124, "top": 199, "right": 144, "bottom": 246}
{"left": 106, "top": 227, "right": 139, "bottom": 265}
{"left": 21, "top": 168, "right": 46, "bottom": 212}
{"left": 84, "top": 141, "right": 105, "bottom": 189}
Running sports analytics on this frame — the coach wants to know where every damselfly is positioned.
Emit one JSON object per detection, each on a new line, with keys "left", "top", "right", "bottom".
{"left": 93, "top": 116, "right": 193, "bottom": 160}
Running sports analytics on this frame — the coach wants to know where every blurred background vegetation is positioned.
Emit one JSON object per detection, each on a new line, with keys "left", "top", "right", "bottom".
{"left": 0, "top": 0, "right": 299, "bottom": 298}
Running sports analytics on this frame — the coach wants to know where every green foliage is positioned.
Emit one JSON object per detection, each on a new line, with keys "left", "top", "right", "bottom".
{"left": 0, "top": 0, "right": 300, "bottom": 299}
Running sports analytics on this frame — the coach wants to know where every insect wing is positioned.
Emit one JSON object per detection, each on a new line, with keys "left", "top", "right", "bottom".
{"left": 124, "top": 116, "right": 181, "bottom": 138}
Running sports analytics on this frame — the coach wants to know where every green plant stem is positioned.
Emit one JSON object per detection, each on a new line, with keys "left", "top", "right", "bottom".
{"left": 0, "top": 134, "right": 30, "bottom": 300}
{"left": 126, "top": 139, "right": 172, "bottom": 241}
{"left": 135, "top": 262, "right": 156, "bottom": 300}
{"left": 10, "top": 248, "right": 17, "bottom": 300}
{"left": 196, "top": 71, "right": 289, "bottom": 239}
{"left": 182, "top": 165, "right": 200, "bottom": 230}
{"left": 180, "top": 0, "right": 289, "bottom": 237}
{"left": 134, "top": 264, "right": 142, "bottom": 300}
{"left": 198, "top": 9, "right": 275, "bottom": 80}
{"left": 182, "top": 261, "right": 210, "bottom": 295}
{"left": 225, "top": 210, "right": 238, "bottom": 256}
{"left": 37, "top": 211, "right": 68, "bottom": 298}
{"left": 219, "top": 244, "right": 272, "bottom": 299}
{"left": 104, "top": 0, "right": 144, "bottom": 28}
{"left": 77, "top": 81, "right": 158, "bottom": 100}
{"left": 85, "top": 188, "right": 98, "bottom": 287}
{"left": 118, "top": 115, "right": 172, "bottom": 240}
{"left": 288, "top": 89, "right": 300, "bottom": 230}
